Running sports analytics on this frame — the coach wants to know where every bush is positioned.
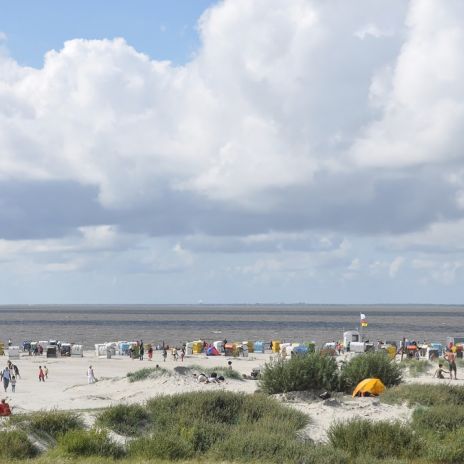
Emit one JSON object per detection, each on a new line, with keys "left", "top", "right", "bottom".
{"left": 126, "top": 366, "right": 169, "bottom": 382}
{"left": 423, "top": 427, "right": 464, "bottom": 463}
{"left": 209, "top": 428, "right": 309, "bottom": 462}
{"left": 399, "top": 359, "right": 431, "bottom": 377}
{"left": 259, "top": 352, "right": 339, "bottom": 394}
{"left": 382, "top": 384, "right": 464, "bottom": 407}
{"left": 9, "top": 410, "right": 84, "bottom": 440}
{"left": 413, "top": 405, "right": 464, "bottom": 434}
{"left": 328, "top": 419, "right": 421, "bottom": 459}
{"left": 128, "top": 431, "right": 194, "bottom": 460}
{"left": 340, "top": 352, "right": 402, "bottom": 392}
{"left": 301, "top": 445, "right": 350, "bottom": 464}
{"left": 56, "top": 429, "right": 125, "bottom": 458}
{"left": 97, "top": 403, "right": 151, "bottom": 436}
{"left": 0, "top": 430, "right": 37, "bottom": 459}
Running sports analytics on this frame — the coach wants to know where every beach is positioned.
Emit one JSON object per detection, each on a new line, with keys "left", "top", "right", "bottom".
{"left": 3, "top": 350, "right": 463, "bottom": 443}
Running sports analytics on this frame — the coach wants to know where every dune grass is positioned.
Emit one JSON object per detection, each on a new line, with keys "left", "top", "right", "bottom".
{"left": 328, "top": 419, "right": 421, "bottom": 460}
{"left": 0, "top": 430, "right": 38, "bottom": 459}
{"left": 8, "top": 410, "right": 84, "bottom": 441}
{"left": 382, "top": 384, "right": 464, "bottom": 407}
{"left": 97, "top": 404, "right": 151, "bottom": 436}
{"left": 176, "top": 363, "right": 243, "bottom": 380}
{"left": 259, "top": 351, "right": 339, "bottom": 394}
{"left": 398, "top": 359, "right": 431, "bottom": 377}
{"left": 126, "top": 366, "right": 170, "bottom": 382}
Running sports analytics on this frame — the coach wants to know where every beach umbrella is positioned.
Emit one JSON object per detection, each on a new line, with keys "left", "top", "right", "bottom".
{"left": 352, "top": 378, "right": 385, "bottom": 397}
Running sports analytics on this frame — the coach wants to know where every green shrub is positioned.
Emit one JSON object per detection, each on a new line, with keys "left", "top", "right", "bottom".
{"left": 126, "top": 366, "right": 169, "bottom": 382}
{"left": 128, "top": 431, "right": 194, "bottom": 460}
{"left": 301, "top": 445, "right": 350, "bottom": 464}
{"left": 399, "top": 359, "right": 431, "bottom": 377}
{"left": 413, "top": 405, "right": 464, "bottom": 434}
{"left": 259, "top": 352, "right": 339, "bottom": 394}
{"left": 382, "top": 384, "right": 464, "bottom": 407}
{"left": 423, "top": 427, "right": 464, "bottom": 463}
{"left": 328, "top": 419, "right": 421, "bottom": 459}
{"left": 0, "top": 430, "right": 38, "bottom": 459}
{"left": 56, "top": 429, "right": 125, "bottom": 458}
{"left": 340, "top": 352, "right": 402, "bottom": 392}
{"left": 8, "top": 410, "right": 84, "bottom": 441}
{"left": 97, "top": 403, "right": 151, "bottom": 436}
{"left": 209, "top": 428, "right": 308, "bottom": 462}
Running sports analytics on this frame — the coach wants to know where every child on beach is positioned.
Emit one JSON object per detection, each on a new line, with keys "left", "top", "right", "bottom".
{"left": 38, "top": 366, "right": 45, "bottom": 382}
{"left": 44, "top": 366, "right": 49, "bottom": 379}
{"left": 434, "top": 364, "right": 449, "bottom": 379}
{"left": 11, "top": 375, "right": 16, "bottom": 393}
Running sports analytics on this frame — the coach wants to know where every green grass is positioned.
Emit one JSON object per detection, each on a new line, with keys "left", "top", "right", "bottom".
{"left": 328, "top": 419, "right": 421, "bottom": 460}
{"left": 0, "top": 430, "right": 38, "bottom": 459}
{"left": 412, "top": 404, "right": 464, "bottom": 434}
{"left": 97, "top": 404, "right": 151, "bottom": 436}
{"left": 176, "top": 364, "right": 243, "bottom": 380}
{"left": 126, "top": 366, "right": 170, "bottom": 382}
{"left": 54, "top": 429, "right": 125, "bottom": 459}
{"left": 399, "top": 359, "right": 431, "bottom": 377}
{"left": 382, "top": 384, "right": 464, "bottom": 407}
{"left": 8, "top": 410, "right": 84, "bottom": 441}
{"left": 259, "top": 351, "right": 339, "bottom": 394}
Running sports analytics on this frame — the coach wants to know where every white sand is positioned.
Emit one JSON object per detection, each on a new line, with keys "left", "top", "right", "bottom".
{"left": 2, "top": 351, "right": 461, "bottom": 442}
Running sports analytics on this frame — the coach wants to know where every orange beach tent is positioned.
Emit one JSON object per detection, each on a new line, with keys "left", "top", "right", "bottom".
{"left": 352, "top": 378, "right": 385, "bottom": 397}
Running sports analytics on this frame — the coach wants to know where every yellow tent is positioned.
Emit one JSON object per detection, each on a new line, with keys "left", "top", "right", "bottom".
{"left": 352, "top": 378, "right": 385, "bottom": 397}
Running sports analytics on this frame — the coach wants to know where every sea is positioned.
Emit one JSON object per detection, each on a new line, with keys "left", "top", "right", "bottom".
{"left": 0, "top": 304, "right": 463, "bottom": 349}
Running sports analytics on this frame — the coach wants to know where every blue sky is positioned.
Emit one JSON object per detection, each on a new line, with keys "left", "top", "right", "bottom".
{"left": 0, "top": 0, "right": 215, "bottom": 67}
{"left": 0, "top": 0, "right": 463, "bottom": 304}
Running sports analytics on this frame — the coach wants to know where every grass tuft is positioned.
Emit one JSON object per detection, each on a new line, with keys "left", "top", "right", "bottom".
{"left": 126, "top": 366, "right": 170, "bottom": 382}
{"left": 0, "top": 430, "right": 38, "bottom": 459}
{"left": 97, "top": 404, "right": 151, "bottom": 436}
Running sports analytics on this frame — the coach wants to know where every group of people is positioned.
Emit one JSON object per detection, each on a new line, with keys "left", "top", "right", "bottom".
{"left": 1, "top": 361, "right": 20, "bottom": 392}
{"left": 434, "top": 349, "right": 458, "bottom": 380}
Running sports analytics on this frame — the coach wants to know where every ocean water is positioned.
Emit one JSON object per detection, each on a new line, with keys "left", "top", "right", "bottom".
{"left": 0, "top": 304, "right": 462, "bottom": 349}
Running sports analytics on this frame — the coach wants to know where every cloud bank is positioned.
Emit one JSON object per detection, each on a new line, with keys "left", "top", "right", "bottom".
{"left": 0, "top": 0, "right": 463, "bottom": 302}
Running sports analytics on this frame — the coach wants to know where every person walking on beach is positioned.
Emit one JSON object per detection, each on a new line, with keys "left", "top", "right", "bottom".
{"left": 11, "top": 375, "right": 16, "bottom": 393}
{"left": 180, "top": 347, "right": 185, "bottom": 362}
{"left": 87, "top": 366, "right": 96, "bottom": 384}
{"left": 139, "top": 341, "right": 144, "bottom": 361}
{"left": 147, "top": 345, "right": 153, "bottom": 361}
{"left": 1, "top": 366, "right": 11, "bottom": 392}
{"left": 162, "top": 348, "right": 167, "bottom": 362}
{"left": 38, "top": 366, "right": 45, "bottom": 382}
{"left": 13, "top": 364, "right": 20, "bottom": 379}
{"left": 44, "top": 365, "right": 49, "bottom": 379}
{"left": 445, "top": 350, "right": 458, "bottom": 380}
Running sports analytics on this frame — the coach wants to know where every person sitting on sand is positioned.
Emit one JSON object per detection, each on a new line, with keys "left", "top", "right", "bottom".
{"left": 434, "top": 364, "right": 449, "bottom": 379}
{"left": 0, "top": 399, "right": 11, "bottom": 416}
{"left": 195, "top": 373, "right": 208, "bottom": 383}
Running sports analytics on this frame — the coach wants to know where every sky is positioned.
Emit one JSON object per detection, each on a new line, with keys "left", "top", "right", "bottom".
{"left": 0, "top": 0, "right": 463, "bottom": 304}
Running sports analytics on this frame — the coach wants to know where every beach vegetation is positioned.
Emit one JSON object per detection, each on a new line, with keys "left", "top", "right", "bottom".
{"left": 175, "top": 364, "right": 242, "bottom": 380}
{"left": 328, "top": 419, "right": 421, "bottom": 460}
{"left": 126, "top": 366, "right": 170, "bottom": 382}
{"left": 97, "top": 404, "right": 151, "bottom": 436}
{"left": 412, "top": 404, "right": 464, "bottom": 434}
{"left": 0, "top": 430, "right": 38, "bottom": 459}
{"left": 382, "top": 384, "right": 464, "bottom": 407}
{"left": 399, "top": 359, "right": 431, "bottom": 377}
{"left": 259, "top": 352, "right": 339, "bottom": 394}
{"left": 55, "top": 429, "right": 125, "bottom": 459}
{"left": 340, "top": 351, "right": 402, "bottom": 392}
{"left": 8, "top": 410, "right": 84, "bottom": 440}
